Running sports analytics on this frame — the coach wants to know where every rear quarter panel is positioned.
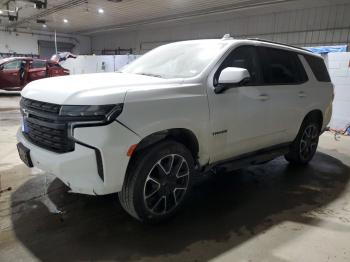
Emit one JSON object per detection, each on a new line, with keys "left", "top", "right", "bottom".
{"left": 296, "top": 55, "right": 333, "bottom": 134}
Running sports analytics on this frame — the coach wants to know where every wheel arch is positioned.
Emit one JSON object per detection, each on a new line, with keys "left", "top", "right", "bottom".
{"left": 134, "top": 128, "right": 199, "bottom": 160}
{"left": 303, "top": 109, "right": 323, "bottom": 130}
{"left": 292, "top": 109, "right": 324, "bottom": 142}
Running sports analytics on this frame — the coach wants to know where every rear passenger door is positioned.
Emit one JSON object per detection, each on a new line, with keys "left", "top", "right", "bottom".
{"left": 257, "top": 46, "right": 309, "bottom": 144}
{"left": 28, "top": 60, "right": 47, "bottom": 82}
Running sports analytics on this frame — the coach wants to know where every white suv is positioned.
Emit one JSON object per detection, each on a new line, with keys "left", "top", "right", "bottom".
{"left": 17, "top": 36, "right": 333, "bottom": 223}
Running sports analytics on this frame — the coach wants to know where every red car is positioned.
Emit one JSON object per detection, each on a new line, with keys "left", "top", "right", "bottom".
{"left": 0, "top": 57, "right": 70, "bottom": 91}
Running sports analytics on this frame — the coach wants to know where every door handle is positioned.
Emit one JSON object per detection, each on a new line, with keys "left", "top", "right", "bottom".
{"left": 298, "top": 91, "right": 307, "bottom": 98}
{"left": 257, "top": 94, "right": 269, "bottom": 101}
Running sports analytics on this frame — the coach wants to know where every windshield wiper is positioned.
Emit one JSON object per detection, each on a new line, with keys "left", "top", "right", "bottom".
{"left": 136, "top": 72, "right": 163, "bottom": 78}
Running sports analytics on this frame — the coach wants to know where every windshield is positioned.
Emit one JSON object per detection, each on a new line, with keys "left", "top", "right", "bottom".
{"left": 121, "top": 41, "right": 228, "bottom": 79}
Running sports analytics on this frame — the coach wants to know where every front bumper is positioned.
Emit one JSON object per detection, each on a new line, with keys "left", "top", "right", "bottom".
{"left": 17, "top": 121, "right": 140, "bottom": 195}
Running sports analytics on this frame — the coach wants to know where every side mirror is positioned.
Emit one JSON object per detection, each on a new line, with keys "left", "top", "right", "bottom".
{"left": 0, "top": 65, "right": 3, "bottom": 71}
{"left": 215, "top": 67, "right": 251, "bottom": 94}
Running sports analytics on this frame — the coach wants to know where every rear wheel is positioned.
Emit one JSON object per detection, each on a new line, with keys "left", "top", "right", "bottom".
{"left": 285, "top": 119, "right": 320, "bottom": 165}
{"left": 119, "top": 140, "right": 193, "bottom": 223}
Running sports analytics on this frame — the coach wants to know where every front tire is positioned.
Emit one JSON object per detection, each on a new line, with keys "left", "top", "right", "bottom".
{"left": 285, "top": 119, "right": 320, "bottom": 165}
{"left": 119, "top": 140, "right": 194, "bottom": 223}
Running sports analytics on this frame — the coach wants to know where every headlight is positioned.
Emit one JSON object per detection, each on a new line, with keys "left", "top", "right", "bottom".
{"left": 59, "top": 103, "right": 123, "bottom": 122}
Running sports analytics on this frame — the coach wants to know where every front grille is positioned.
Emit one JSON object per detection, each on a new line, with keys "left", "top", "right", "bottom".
{"left": 21, "top": 98, "right": 74, "bottom": 153}
{"left": 21, "top": 98, "right": 61, "bottom": 114}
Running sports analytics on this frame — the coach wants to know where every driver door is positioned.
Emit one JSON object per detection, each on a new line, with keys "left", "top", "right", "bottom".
{"left": 207, "top": 45, "right": 273, "bottom": 162}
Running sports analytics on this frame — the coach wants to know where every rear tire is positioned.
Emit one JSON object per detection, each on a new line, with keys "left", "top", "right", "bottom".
{"left": 285, "top": 118, "right": 320, "bottom": 165}
{"left": 118, "top": 140, "right": 194, "bottom": 223}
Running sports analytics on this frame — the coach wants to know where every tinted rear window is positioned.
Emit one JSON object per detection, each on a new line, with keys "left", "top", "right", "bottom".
{"left": 31, "top": 60, "right": 47, "bottom": 69}
{"left": 303, "top": 55, "right": 331, "bottom": 82}
{"left": 259, "top": 47, "right": 308, "bottom": 85}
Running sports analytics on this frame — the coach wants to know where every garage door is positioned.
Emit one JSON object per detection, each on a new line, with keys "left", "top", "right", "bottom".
{"left": 38, "top": 40, "right": 75, "bottom": 59}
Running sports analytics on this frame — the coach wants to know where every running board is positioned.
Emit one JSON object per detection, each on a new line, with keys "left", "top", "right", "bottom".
{"left": 205, "top": 143, "right": 291, "bottom": 173}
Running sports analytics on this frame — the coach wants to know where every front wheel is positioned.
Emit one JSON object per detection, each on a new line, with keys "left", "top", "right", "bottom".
{"left": 118, "top": 140, "right": 193, "bottom": 223}
{"left": 285, "top": 120, "right": 320, "bottom": 165}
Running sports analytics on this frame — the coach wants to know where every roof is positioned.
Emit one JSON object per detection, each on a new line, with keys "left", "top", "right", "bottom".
{"left": 2, "top": 0, "right": 289, "bottom": 34}
{"left": 0, "top": 57, "right": 50, "bottom": 65}
{"left": 170, "top": 36, "right": 321, "bottom": 58}
{"left": 0, "top": 57, "right": 33, "bottom": 64}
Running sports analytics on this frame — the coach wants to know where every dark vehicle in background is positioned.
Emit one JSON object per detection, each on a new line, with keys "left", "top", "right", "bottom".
{"left": 0, "top": 57, "right": 70, "bottom": 91}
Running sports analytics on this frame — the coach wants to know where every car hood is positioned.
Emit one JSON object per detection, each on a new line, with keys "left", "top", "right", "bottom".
{"left": 21, "top": 72, "right": 183, "bottom": 105}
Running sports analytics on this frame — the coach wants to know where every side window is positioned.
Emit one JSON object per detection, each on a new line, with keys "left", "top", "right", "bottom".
{"left": 3, "top": 60, "right": 21, "bottom": 70}
{"left": 258, "top": 47, "right": 308, "bottom": 85}
{"left": 31, "top": 60, "right": 47, "bottom": 69}
{"left": 214, "top": 45, "right": 261, "bottom": 86}
{"left": 303, "top": 55, "right": 331, "bottom": 82}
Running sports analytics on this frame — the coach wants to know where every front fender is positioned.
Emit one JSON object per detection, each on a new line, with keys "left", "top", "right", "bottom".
{"left": 118, "top": 83, "right": 211, "bottom": 165}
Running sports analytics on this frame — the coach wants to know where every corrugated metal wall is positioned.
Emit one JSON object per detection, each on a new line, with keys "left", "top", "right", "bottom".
{"left": 91, "top": 3, "right": 350, "bottom": 54}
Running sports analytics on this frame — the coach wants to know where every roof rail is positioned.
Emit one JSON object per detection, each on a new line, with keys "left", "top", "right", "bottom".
{"left": 247, "top": 38, "right": 312, "bottom": 53}
{"left": 222, "top": 33, "right": 234, "bottom": 40}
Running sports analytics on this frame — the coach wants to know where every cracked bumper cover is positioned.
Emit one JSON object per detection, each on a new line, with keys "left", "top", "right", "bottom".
{"left": 17, "top": 121, "right": 140, "bottom": 195}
